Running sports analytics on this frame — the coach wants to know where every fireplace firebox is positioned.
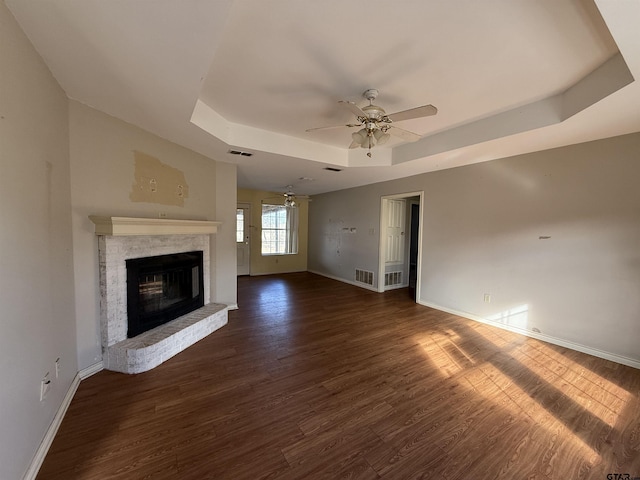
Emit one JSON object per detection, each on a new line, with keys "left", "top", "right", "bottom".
{"left": 126, "top": 251, "right": 204, "bottom": 337}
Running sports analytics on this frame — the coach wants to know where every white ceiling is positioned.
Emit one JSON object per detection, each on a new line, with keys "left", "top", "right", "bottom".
{"left": 7, "top": 0, "right": 640, "bottom": 197}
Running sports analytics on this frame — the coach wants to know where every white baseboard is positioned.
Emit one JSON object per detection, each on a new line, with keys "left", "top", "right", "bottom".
{"left": 23, "top": 377, "right": 81, "bottom": 480}
{"left": 383, "top": 282, "right": 409, "bottom": 291}
{"left": 23, "top": 361, "right": 103, "bottom": 480}
{"left": 308, "top": 270, "right": 411, "bottom": 293}
{"left": 79, "top": 361, "right": 104, "bottom": 379}
{"left": 418, "top": 300, "right": 640, "bottom": 370}
{"left": 307, "top": 270, "right": 380, "bottom": 292}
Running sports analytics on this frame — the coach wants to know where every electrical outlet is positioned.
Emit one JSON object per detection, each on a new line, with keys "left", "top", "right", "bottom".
{"left": 55, "top": 358, "right": 60, "bottom": 379}
{"left": 484, "top": 294, "right": 491, "bottom": 303}
{"left": 40, "top": 372, "right": 51, "bottom": 401}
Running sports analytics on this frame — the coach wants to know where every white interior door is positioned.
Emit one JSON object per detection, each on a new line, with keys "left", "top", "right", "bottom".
{"left": 236, "top": 203, "right": 251, "bottom": 276}
{"left": 385, "top": 198, "right": 406, "bottom": 265}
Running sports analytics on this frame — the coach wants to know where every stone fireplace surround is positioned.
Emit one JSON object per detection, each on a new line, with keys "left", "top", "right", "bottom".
{"left": 90, "top": 216, "right": 228, "bottom": 374}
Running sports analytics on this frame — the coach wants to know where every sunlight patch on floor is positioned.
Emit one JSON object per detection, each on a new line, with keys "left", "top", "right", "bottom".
{"left": 414, "top": 316, "right": 634, "bottom": 463}
{"left": 414, "top": 333, "right": 602, "bottom": 460}
{"left": 517, "top": 344, "right": 630, "bottom": 427}
{"left": 465, "top": 361, "right": 601, "bottom": 461}
{"left": 415, "top": 330, "right": 476, "bottom": 377}
{"left": 471, "top": 326, "right": 631, "bottom": 430}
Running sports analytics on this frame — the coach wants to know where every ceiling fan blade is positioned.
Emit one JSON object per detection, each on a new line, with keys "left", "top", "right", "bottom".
{"left": 388, "top": 125, "right": 421, "bottom": 142}
{"left": 339, "top": 100, "right": 367, "bottom": 118}
{"left": 387, "top": 104, "right": 437, "bottom": 123}
{"left": 306, "top": 123, "right": 361, "bottom": 132}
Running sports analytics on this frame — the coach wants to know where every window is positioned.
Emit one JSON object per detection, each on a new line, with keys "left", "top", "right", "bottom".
{"left": 261, "top": 204, "right": 298, "bottom": 255}
{"left": 236, "top": 208, "right": 244, "bottom": 243}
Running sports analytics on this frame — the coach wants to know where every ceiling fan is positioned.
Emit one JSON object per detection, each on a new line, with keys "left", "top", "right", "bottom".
{"left": 283, "top": 187, "right": 298, "bottom": 207}
{"left": 263, "top": 186, "right": 310, "bottom": 207}
{"left": 306, "top": 89, "right": 437, "bottom": 157}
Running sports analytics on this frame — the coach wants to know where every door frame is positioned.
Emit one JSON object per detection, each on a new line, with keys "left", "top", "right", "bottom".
{"left": 408, "top": 199, "right": 420, "bottom": 301}
{"left": 378, "top": 191, "right": 424, "bottom": 301}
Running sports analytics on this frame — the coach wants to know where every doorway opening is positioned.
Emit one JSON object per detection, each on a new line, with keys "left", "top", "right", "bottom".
{"left": 378, "top": 192, "right": 423, "bottom": 302}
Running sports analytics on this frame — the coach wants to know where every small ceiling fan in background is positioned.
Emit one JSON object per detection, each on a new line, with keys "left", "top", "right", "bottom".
{"left": 262, "top": 186, "right": 310, "bottom": 207}
{"left": 306, "top": 89, "right": 437, "bottom": 157}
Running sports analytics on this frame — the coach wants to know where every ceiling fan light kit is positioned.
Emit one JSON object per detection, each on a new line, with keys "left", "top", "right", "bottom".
{"left": 307, "top": 89, "right": 437, "bottom": 157}
{"left": 373, "top": 128, "right": 390, "bottom": 145}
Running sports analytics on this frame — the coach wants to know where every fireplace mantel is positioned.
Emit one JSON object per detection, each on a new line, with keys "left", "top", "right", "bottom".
{"left": 89, "top": 216, "right": 220, "bottom": 236}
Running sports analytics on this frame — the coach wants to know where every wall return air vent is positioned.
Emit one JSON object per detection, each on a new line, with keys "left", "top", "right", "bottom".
{"left": 384, "top": 271, "right": 403, "bottom": 287}
{"left": 355, "top": 269, "right": 374, "bottom": 286}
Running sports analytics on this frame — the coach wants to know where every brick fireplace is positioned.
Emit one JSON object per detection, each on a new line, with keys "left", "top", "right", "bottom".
{"left": 90, "top": 216, "right": 228, "bottom": 374}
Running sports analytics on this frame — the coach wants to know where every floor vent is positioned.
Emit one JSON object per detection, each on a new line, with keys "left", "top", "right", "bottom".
{"left": 355, "top": 269, "right": 374, "bottom": 286}
{"left": 384, "top": 271, "right": 403, "bottom": 287}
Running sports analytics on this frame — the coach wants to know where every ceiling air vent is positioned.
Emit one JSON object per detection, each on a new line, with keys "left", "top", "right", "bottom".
{"left": 227, "top": 150, "right": 253, "bottom": 157}
{"left": 324, "top": 167, "right": 342, "bottom": 172}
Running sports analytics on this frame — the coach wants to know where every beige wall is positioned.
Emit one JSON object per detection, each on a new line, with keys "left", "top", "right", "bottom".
{"left": 237, "top": 188, "right": 308, "bottom": 275}
{"left": 215, "top": 161, "right": 238, "bottom": 307}
{"left": 69, "top": 101, "right": 237, "bottom": 370}
{"left": 0, "top": 4, "right": 78, "bottom": 478}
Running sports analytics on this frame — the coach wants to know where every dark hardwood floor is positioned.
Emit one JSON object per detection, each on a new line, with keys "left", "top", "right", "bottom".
{"left": 37, "top": 272, "right": 640, "bottom": 479}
